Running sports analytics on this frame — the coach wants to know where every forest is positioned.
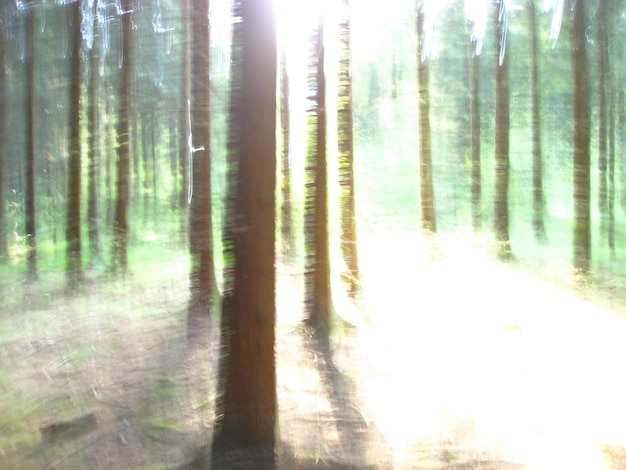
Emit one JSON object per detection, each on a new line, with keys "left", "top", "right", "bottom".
{"left": 1, "top": 0, "right": 626, "bottom": 468}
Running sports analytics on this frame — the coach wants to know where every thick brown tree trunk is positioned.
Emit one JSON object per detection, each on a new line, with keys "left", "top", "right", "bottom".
{"left": 66, "top": 0, "right": 83, "bottom": 291}
{"left": 572, "top": 0, "right": 591, "bottom": 276}
{"left": 212, "top": 0, "right": 277, "bottom": 464}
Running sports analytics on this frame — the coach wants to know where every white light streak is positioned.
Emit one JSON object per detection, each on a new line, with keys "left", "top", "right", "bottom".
{"left": 187, "top": 99, "right": 206, "bottom": 204}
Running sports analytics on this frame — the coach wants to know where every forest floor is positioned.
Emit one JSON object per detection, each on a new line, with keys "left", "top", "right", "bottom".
{"left": 1, "top": 233, "right": 626, "bottom": 469}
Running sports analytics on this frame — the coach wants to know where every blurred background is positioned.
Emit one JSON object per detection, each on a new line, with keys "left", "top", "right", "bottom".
{"left": 1, "top": 0, "right": 626, "bottom": 468}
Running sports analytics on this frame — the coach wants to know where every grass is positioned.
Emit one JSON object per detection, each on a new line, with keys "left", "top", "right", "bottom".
{"left": 2, "top": 229, "right": 626, "bottom": 468}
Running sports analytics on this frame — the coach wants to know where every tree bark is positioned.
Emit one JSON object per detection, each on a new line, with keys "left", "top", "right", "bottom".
{"left": 619, "top": 90, "right": 626, "bottom": 211}
{"left": 178, "top": 0, "right": 191, "bottom": 237}
{"left": 105, "top": 89, "right": 115, "bottom": 231}
{"left": 25, "top": 7, "right": 38, "bottom": 280}
{"left": 0, "top": 17, "right": 7, "bottom": 261}
{"left": 280, "top": 48, "right": 293, "bottom": 258}
{"left": 87, "top": 0, "right": 102, "bottom": 264}
{"left": 417, "top": 1, "right": 436, "bottom": 233}
{"left": 494, "top": 1, "right": 511, "bottom": 260}
{"left": 572, "top": 0, "right": 591, "bottom": 276}
{"left": 338, "top": 0, "right": 360, "bottom": 298}
{"left": 608, "top": 90, "right": 616, "bottom": 256}
{"left": 112, "top": 0, "right": 133, "bottom": 274}
{"left": 304, "top": 17, "right": 331, "bottom": 333}
{"left": 212, "top": 0, "right": 277, "bottom": 463}
{"left": 529, "top": 0, "right": 547, "bottom": 243}
{"left": 188, "top": 0, "right": 215, "bottom": 328}
{"left": 469, "top": 39, "right": 481, "bottom": 233}
{"left": 66, "top": 0, "right": 83, "bottom": 291}
{"left": 597, "top": 0, "right": 609, "bottom": 239}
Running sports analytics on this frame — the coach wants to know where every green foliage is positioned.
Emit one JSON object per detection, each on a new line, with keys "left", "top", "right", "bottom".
{"left": 1, "top": 0, "right": 625, "bottom": 305}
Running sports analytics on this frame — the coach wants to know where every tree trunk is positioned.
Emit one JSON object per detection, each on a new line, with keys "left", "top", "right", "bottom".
{"left": 417, "top": 1, "right": 436, "bottom": 233}
{"left": 169, "top": 121, "right": 178, "bottom": 212}
{"left": 66, "top": 0, "right": 83, "bottom": 291}
{"left": 112, "top": 0, "right": 133, "bottom": 274}
{"left": 597, "top": 0, "right": 609, "bottom": 239}
{"left": 105, "top": 89, "right": 115, "bottom": 231}
{"left": 572, "top": 0, "right": 591, "bottom": 276}
{"left": 608, "top": 90, "right": 616, "bottom": 257}
{"left": 188, "top": 0, "right": 215, "bottom": 329}
{"left": 619, "top": 90, "right": 626, "bottom": 211}
{"left": 25, "top": 7, "right": 38, "bottom": 280}
{"left": 304, "top": 17, "right": 331, "bottom": 333}
{"left": 529, "top": 0, "right": 547, "bottom": 243}
{"left": 338, "top": 0, "right": 360, "bottom": 298}
{"left": 469, "top": 39, "right": 481, "bottom": 233}
{"left": 0, "top": 18, "right": 7, "bottom": 261}
{"left": 151, "top": 113, "right": 158, "bottom": 221}
{"left": 279, "top": 47, "right": 293, "bottom": 258}
{"left": 494, "top": 1, "right": 511, "bottom": 260}
{"left": 141, "top": 120, "right": 150, "bottom": 223}
{"left": 87, "top": 0, "right": 102, "bottom": 264}
{"left": 178, "top": 0, "right": 191, "bottom": 238}
{"left": 212, "top": 0, "right": 277, "bottom": 464}
{"left": 132, "top": 118, "right": 140, "bottom": 226}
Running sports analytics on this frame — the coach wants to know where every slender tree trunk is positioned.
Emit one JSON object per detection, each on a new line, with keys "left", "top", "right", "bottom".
{"left": 417, "top": 1, "right": 436, "bottom": 233}
{"left": 572, "top": 0, "right": 591, "bottom": 276}
{"left": 178, "top": 0, "right": 191, "bottom": 238}
{"left": 280, "top": 48, "right": 293, "bottom": 258}
{"left": 151, "top": 113, "right": 158, "bottom": 221}
{"left": 469, "top": 39, "right": 481, "bottom": 233}
{"left": 608, "top": 91, "right": 616, "bottom": 256}
{"left": 169, "top": 121, "right": 178, "bottom": 211}
{"left": 212, "top": 0, "right": 277, "bottom": 463}
{"left": 304, "top": 17, "right": 331, "bottom": 333}
{"left": 87, "top": 1, "right": 102, "bottom": 264}
{"left": 618, "top": 90, "right": 626, "bottom": 211}
{"left": 607, "top": 0, "right": 617, "bottom": 257}
{"left": 142, "top": 121, "right": 150, "bottom": 223}
{"left": 66, "top": 0, "right": 83, "bottom": 291}
{"left": 105, "top": 91, "right": 115, "bottom": 231}
{"left": 188, "top": 0, "right": 215, "bottom": 328}
{"left": 337, "top": 0, "right": 360, "bottom": 298}
{"left": 132, "top": 119, "right": 141, "bottom": 225}
{"left": 597, "top": 0, "right": 609, "bottom": 239}
{"left": 494, "top": 1, "right": 511, "bottom": 260}
{"left": 314, "top": 19, "right": 330, "bottom": 331}
{"left": 44, "top": 154, "right": 56, "bottom": 249}
{"left": 112, "top": 0, "right": 133, "bottom": 274}
{"left": 0, "top": 21, "right": 7, "bottom": 261}
{"left": 529, "top": 0, "right": 547, "bottom": 243}
{"left": 25, "top": 7, "right": 38, "bottom": 280}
